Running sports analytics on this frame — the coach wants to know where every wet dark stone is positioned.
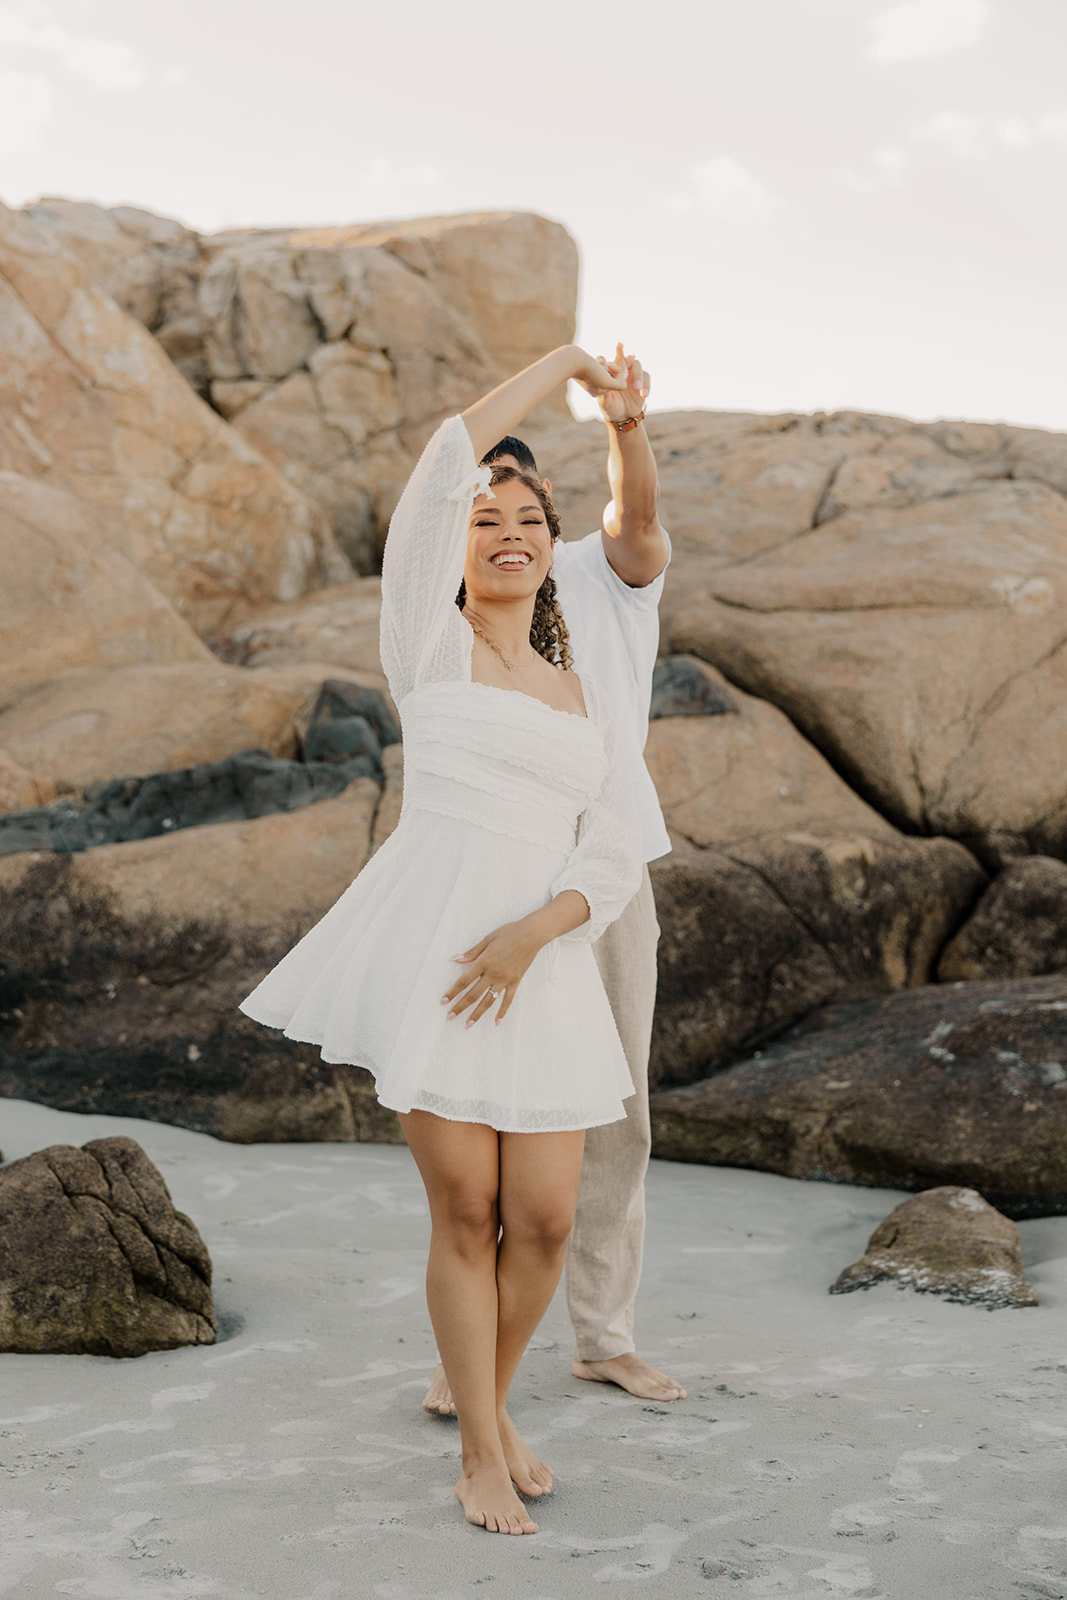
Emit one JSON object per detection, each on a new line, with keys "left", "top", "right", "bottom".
{"left": 650, "top": 656, "right": 738, "bottom": 720}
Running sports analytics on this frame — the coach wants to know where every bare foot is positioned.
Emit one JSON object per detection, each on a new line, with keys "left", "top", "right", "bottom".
{"left": 422, "top": 1363, "right": 456, "bottom": 1416}
{"left": 572, "top": 1351, "right": 687, "bottom": 1401}
{"left": 455, "top": 1459, "right": 538, "bottom": 1534}
{"left": 497, "top": 1410, "right": 554, "bottom": 1497}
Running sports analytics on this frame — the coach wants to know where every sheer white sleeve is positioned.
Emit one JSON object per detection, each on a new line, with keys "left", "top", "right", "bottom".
{"left": 379, "top": 415, "right": 489, "bottom": 704}
{"left": 551, "top": 677, "right": 643, "bottom": 944}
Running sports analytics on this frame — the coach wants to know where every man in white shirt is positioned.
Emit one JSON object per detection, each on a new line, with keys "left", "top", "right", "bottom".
{"left": 423, "top": 348, "right": 685, "bottom": 1409}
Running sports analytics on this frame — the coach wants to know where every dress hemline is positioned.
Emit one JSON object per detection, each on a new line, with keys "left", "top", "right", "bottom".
{"left": 238, "top": 1001, "right": 631, "bottom": 1134}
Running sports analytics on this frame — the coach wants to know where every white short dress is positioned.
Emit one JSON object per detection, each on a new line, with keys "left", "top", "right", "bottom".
{"left": 239, "top": 416, "right": 642, "bottom": 1132}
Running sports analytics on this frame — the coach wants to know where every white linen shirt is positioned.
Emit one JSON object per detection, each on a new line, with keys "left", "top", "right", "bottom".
{"left": 552, "top": 530, "right": 672, "bottom": 864}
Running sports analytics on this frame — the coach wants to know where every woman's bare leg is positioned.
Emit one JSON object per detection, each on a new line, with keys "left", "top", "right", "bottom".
{"left": 400, "top": 1111, "right": 536, "bottom": 1535}
{"left": 494, "top": 1129, "right": 585, "bottom": 1495}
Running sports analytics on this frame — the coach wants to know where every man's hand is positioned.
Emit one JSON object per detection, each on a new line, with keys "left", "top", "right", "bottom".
{"left": 596, "top": 343, "right": 650, "bottom": 426}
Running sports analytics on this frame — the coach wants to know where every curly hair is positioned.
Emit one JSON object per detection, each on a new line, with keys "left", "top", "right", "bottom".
{"left": 456, "top": 466, "right": 573, "bottom": 671}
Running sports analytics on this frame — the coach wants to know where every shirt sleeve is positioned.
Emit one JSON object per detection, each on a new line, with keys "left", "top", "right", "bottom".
{"left": 379, "top": 416, "right": 490, "bottom": 704}
{"left": 554, "top": 528, "right": 672, "bottom": 613}
{"left": 550, "top": 676, "right": 643, "bottom": 944}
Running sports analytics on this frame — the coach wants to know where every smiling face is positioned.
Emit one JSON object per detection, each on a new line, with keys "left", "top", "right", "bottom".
{"left": 463, "top": 473, "right": 554, "bottom": 605}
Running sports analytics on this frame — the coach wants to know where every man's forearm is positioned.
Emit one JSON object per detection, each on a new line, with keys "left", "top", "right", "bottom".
{"left": 602, "top": 421, "right": 668, "bottom": 587}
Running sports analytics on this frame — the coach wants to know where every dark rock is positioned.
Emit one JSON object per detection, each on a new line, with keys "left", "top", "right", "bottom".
{"left": 938, "top": 856, "right": 1067, "bottom": 981}
{"left": 299, "top": 679, "right": 401, "bottom": 758}
{"left": 650, "top": 974, "right": 1067, "bottom": 1217}
{"left": 0, "top": 1135, "right": 216, "bottom": 1355}
{"left": 0, "top": 817, "right": 403, "bottom": 1146}
{"left": 0, "top": 684, "right": 399, "bottom": 857}
{"left": 649, "top": 833, "right": 985, "bottom": 1090}
{"left": 650, "top": 656, "right": 738, "bottom": 720}
{"left": 830, "top": 1185, "right": 1038, "bottom": 1308}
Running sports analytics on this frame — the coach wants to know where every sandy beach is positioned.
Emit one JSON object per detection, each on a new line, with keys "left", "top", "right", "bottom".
{"left": 0, "top": 1100, "right": 1064, "bottom": 1599}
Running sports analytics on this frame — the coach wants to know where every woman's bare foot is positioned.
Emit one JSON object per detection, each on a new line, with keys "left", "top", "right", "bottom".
{"left": 422, "top": 1362, "right": 456, "bottom": 1416}
{"left": 455, "top": 1458, "right": 538, "bottom": 1534}
{"left": 572, "top": 1351, "right": 686, "bottom": 1401}
{"left": 497, "top": 1410, "right": 554, "bottom": 1497}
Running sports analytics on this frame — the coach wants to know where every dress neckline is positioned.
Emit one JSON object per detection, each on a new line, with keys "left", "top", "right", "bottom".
{"left": 465, "top": 677, "right": 589, "bottom": 722}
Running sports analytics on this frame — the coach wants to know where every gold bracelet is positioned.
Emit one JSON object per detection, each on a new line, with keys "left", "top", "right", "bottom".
{"left": 613, "top": 410, "right": 646, "bottom": 433}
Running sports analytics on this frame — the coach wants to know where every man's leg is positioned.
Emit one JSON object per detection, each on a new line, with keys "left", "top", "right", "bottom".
{"left": 566, "top": 867, "right": 686, "bottom": 1401}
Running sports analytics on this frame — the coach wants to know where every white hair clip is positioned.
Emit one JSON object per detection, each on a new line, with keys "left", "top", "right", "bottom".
{"left": 448, "top": 465, "right": 495, "bottom": 504}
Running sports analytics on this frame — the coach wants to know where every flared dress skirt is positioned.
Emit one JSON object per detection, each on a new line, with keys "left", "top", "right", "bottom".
{"left": 239, "top": 683, "right": 636, "bottom": 1132}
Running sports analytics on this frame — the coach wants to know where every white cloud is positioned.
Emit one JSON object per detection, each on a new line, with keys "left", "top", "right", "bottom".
{"left": 866, "top": 0, "right": 991, "bottom": 66}
{"left": 916, "top": 108, "right": 1067, "bottom": 159}
{"left": 917, "top": 110, "right": 986, "bottom": 158}
{"left": 0, "top": 65, "right": 52, "bottom": 152}
{"left": 668, "top": 157, "right": 776, "bottom": 226}
{"left": 0, "top": 5, "right": 143, "bottom": 91}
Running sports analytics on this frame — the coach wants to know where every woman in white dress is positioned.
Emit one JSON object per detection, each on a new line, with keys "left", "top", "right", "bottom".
{"left": 240, "top": 345, "right": 643, "bottom": 1535}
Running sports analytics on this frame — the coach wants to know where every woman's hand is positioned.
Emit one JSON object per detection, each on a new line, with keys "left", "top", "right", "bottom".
{"left": 441, "top": 890, "right": 590, "bottom": 1027}
{"left": 571, "top": 345, "right": 632, "bottom": 402}
{"left": 596, "top": 343, "right": 650, "bottom": 424}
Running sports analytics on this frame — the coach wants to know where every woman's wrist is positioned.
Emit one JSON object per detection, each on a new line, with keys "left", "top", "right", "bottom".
{"left": 524, "top": 891, "right": 590, "bottom": 948}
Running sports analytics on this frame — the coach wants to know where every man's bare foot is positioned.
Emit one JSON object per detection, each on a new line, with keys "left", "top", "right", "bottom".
{"left": 572, "top": 1351, "right": 687, "bottom": 1401}
{"left": 497, "top": 1410, "right": 553, "bottom": 1497}
{"left": 455, "top": 1459, "right": 538, "bottom": 1534}
{"left": 422, "top": 1363, "right": 456, "bottom": 1416}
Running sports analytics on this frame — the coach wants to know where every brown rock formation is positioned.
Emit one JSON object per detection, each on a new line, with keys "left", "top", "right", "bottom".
{"left": 0, "top": 1135, "right": 215, "bottom": 1355}
{"left": 649, "top": 974, "right": 1067, "bottom": 1218}
{"left": 0, "top": 470, "right": 210, "bottom": 714}
{"left": 0, "top": 200, "right": 350, "bottom": 635}
{"left": 938, "top": 856, "right": 1067, "bottom": 981}
{"left": 24, "top": 199, "right": 206, "bottom": 389}
{"left": 27, "top": 202, "right": 578, "bottom": 573}
{"left": 531, "top": 410, "right": 1067, "bottom": 869}
{"left": 0, "top": 783, "right": 400, "bottom": 1144}
{"left": 208, "top": 578, "right": 384, "bottom": 676}
{"left": 0, "top": 660, "right": 374, "bottom": 795}
{"left": 644, "top": 661, "right": 985, "bottom": 1088}
{"left": 830, "top": 1185, "right": 1038, "bottom": 1309}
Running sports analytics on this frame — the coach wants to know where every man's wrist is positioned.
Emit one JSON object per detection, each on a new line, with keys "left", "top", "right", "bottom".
{"left": 611, "top": 409, "right": 646, "bottom": 434}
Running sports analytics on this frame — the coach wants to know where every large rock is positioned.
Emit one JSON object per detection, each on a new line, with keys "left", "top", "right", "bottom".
{"left": 0, "top": 783, "right": 400, "bottom": 1144}
{"left": 669, "top": 476, "right": 1067, "bottom": 866}
{"left": 644, "top": 662, "right": 985, "bottom": 1088}
{"left": 27, "top": 202, "right": 579, "bottom": 574}
{"left": 24, "top": 199, "right": 206, "bottom": 390}
{"left": 649, "top": 974, "right": 1067, "bottom": 1218}
{"left": 0, "top": 200, "right": 350, "bottom": 635}
{"left": 0, "top": 1135, "right": 215, "bottom": 1355}
{"left": 830, "top": 1186, "right": 1038, "bottom": 1309}
{"left": 0, "top": 660, "right": 366, "bottom": 794}
{"left": 528, "top": 410, "right": 1067, "bottom": 868}
{"left": 209, "top": 578, "right": 384, "bottom": 675}
{"left": 0, "top": 469, "right": 210, "bottom": 715}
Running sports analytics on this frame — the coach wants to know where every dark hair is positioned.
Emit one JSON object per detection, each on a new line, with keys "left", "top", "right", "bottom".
{"left": 456, "top": 465, "right": 572, "bottom": 669}
{"left": 481, "top": 435, "right": 540, "bottom": 476}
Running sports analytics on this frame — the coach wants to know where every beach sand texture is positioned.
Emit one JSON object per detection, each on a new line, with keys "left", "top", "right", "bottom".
{"left": 1, "top": 1099, "right": 1065, "bottom": 1600}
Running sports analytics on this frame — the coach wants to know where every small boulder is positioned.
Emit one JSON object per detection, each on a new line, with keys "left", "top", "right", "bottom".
{"left": 938, "top": 856, "right": 1067, "bottom": 981}
{"left": 0, "top": 1135, "right": 216, "bottom": 1355}
{"left": 830, "top": 1186, "right": 1038, "bottom": 1309}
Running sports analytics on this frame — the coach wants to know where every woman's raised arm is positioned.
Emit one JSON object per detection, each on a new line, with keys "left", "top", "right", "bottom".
{"left": 461, "top": 345, "right": 627, "bottom": 463}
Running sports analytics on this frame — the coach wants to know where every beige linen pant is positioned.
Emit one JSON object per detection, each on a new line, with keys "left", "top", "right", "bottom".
{"left": 565, "top": 865, "right": 659, "bottom": 1362}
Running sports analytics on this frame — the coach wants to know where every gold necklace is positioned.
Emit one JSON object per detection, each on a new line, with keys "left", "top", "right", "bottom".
{"left": 466, "top": 615, "right": 537, "bottom": 672}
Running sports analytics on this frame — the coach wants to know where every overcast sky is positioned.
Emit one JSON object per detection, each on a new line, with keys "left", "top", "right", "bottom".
{"left": 1, "top": 0, "right": 1064, "bottom": 430}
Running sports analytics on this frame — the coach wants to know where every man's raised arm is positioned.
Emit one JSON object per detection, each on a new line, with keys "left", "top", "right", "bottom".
{"left": 597, "top": 345, "right": 669, "bottom": 589}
